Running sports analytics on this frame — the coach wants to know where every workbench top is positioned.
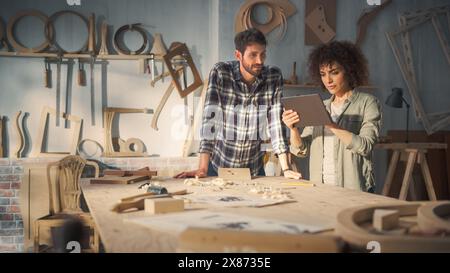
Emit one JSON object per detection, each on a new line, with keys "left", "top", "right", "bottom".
{"left": 80, "top": 176, "right": 403, "bottom": 253}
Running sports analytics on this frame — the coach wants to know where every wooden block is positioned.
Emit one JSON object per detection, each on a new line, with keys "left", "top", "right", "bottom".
{"left": 218, "top": 168, "right": 252, "bottom": 181}
{"left": 145, "top": 198, "right": 184, "bottom": 214}
{"left": 373, "top": 209, "right": 400, "bottom": 231}
{"left": 90, "top": 175, "right": 149, "bottom": 185}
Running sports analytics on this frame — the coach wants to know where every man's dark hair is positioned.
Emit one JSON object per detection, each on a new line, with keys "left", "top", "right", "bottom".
{"left": 308, "top": 41, "right": 369, "bottom": 90}
{"left": 234, "top": 28, "right": 267, "bottom": 54}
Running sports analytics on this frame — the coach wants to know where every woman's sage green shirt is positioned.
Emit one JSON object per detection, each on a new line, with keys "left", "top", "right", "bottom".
{"left": 290, "top": 91, "right": 382, "bottom": 192}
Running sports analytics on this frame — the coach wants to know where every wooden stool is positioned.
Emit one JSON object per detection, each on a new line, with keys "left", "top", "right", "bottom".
{"left": 378, "top": 143, "right": 447, "bottom": 201}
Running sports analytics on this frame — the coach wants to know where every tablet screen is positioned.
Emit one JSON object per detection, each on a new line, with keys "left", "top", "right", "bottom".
{"left": 281, "top": 94, "right": 332, "bottom": 128}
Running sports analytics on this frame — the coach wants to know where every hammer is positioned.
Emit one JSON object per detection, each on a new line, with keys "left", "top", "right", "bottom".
{"left": 111, "top": 188, "right": 187, "bottom": 213}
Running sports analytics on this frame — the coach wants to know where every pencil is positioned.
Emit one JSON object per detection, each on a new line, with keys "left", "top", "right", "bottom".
{"left": 281, "top": 182, "right": 316, "bottom": 187}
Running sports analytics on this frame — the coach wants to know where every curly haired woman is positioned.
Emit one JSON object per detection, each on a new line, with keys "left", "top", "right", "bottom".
{"left": 283, "top": 41, "right": 382, "bottom": 192}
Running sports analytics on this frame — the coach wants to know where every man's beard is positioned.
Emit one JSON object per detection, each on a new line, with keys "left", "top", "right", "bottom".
{"left": 242, "top": 60, "right": 263, "bottom": 77}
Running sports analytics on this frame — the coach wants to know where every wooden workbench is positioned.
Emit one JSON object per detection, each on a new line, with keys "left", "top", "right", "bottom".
{"left": 80, "top": 177, "right": 404, "bottom": 253}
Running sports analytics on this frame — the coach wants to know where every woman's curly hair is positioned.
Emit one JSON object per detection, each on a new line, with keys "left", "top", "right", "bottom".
{"left": 308, "top": 41, "right": 369, "bottom": 90}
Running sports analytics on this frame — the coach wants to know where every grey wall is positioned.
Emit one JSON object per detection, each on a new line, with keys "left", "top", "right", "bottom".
{"left": 1, "top": 0, "right": 449, "bottom": 191}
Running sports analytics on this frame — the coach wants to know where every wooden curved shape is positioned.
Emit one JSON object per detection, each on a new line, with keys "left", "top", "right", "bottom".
{"left": 14, "top": 111, "right": 25, "bottom": 158}
{"left": 45, "top": 10, "right": 89, "bottom": 54}
{"left": 417, "top": 202, "right": 450, "bottom": 235}
{"left": 356, "top": 0, "right": 392, "bottom": 46}
{"left": 77, "top": 139, "right": 104, "bottom": 158}
{"left": 113, "top": 24, "right": 148, "bottom": 55}
{"left": 235, "top": 0, "right": 296, "bottom": 34}
{"left": 119, "top": 138, "right": 145, "bottom": 154}
{"left": 7, "top": 10, "right": 53, "bottom": 53}
{"left": 151, "top": 82, "right": 175, "bottom": 131}
{"left": 335, "top": 202, "right": 450, "bottom": 253}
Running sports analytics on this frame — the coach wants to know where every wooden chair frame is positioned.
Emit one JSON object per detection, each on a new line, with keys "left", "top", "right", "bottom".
{"left": 34, "top": 155, "right": 100, "bottom": 253}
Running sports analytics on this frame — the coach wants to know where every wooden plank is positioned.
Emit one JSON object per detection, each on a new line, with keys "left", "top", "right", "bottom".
{"left": 80, "top": 177, "right": 403, "bottom": 252}
{"left": 418, "top": 152, "right": 438, "bottom": 201}
{"left": 90, "top": 175, "right": 149, "bottom": 185}
{"left": 399, "top": 150, "right": 418, "bottom": 200}
{"left": 382, "top": 150, "right": 400, "bottom": 196}
{"left": 179, "top": 227, "right": 344, "bottom": 253}
{"left": 376, "top": 143, "right": 448, "bottom": 150}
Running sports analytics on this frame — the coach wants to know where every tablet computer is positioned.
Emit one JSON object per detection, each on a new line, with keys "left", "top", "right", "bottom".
{"left": 281, "top": 94, "right": 332, "bottom": 128}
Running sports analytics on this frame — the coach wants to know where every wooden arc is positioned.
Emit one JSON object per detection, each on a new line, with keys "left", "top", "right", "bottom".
{"left": 7, "top": 10, "right": 53, "bottom": 53}
{"left": 335, "top": 202, "right": 450, "bottom": 252}
{"left": 113, "top": 24, "right": 148, "bottom": 55}
{"left": 45, "top": 10, "right": 89, "bottom": 54}
{"left": 417, "top": 201, "right": 450, "bottom": 234}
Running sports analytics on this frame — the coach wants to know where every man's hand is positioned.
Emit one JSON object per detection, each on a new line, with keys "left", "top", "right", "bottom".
{"left": 282, "top": 109, "right": 300, "bottom": 130}
{"left": 283, "top": 170, "right": 302, "bottom": 180}
{"left": 174, "top": 169, "right": 207, "bottom": 179}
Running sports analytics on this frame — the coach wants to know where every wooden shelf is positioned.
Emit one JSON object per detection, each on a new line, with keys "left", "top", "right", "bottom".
{"left": 0, "top": 51, "right": 163, "bottom": 60}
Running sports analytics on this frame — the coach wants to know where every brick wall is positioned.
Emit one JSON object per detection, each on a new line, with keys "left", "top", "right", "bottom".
{"left": 0, "top": 159, "right": 24, "bottom": 253}
{"left": 0, "top": 156, "right": 198, "bottom": 253}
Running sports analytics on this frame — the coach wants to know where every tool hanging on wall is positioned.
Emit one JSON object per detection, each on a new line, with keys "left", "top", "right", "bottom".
{"left": 88, "top": 13, "right": 96, "bottom": 54}
{"left": 89, "top": 56, "right": 96, "bottom": 126}
{"left": 44, "top": 59, "right": 52, "bottom": 88}
{"left": 78, "top": 59, "right": 86, "bottom": 86}
{"left": 64, "top": 59, "right": 75, "bottom": 129}
{"left": 356, "top": 0, "right": 392, "bottom": 47}
{"left": 56, "top": 56, "right": 62, "bottom": 127}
